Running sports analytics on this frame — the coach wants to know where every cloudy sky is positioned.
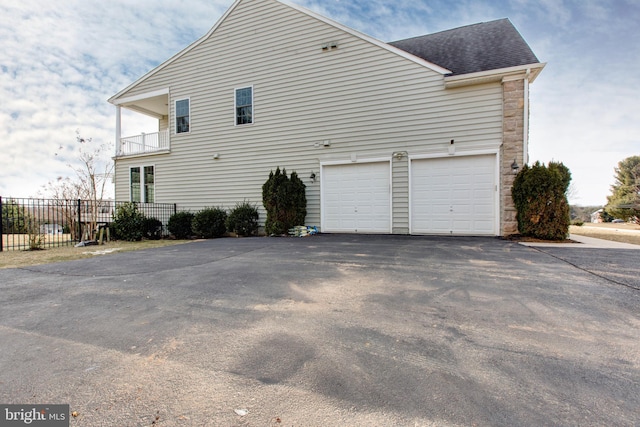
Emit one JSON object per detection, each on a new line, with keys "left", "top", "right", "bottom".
{"left": 1, "top": 0, "right": 638, "bottom": 206}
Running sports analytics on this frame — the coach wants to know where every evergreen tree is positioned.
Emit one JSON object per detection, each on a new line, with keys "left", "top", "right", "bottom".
{"left": 262, "top": 167, "right": 307, "bottom": 235}
{"left": 605, "top": 155, "right": 640, "bottom": 222}
{"left": 1, "top": 199, "right": 29, "bottom": 234}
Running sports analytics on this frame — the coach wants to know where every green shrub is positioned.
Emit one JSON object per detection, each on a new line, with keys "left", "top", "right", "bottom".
{"left": 168, "top": 211, "right": 194, "bottom": 239}
{"left": 226, "top": 201, "right": 259, "bottom": 236}
{"left": 1, "top": 199, "right": 28, "bottom": 234}
{"left": 571, "top": 220, "right": 584, "bottom": 226}
{"left": 512, "top": 161, "right": 571, "bottom": 240}
{"left": 142, "top": 217, "right": 163, "bottom": 240}
{"left": 192, "top": 207, "right": 227, "bottom": 238}
{"left": 112, "top": 202, "right": 145, "bottom": 241}
{"left": 262, "top": 167, "right": 307, "bottom": 235}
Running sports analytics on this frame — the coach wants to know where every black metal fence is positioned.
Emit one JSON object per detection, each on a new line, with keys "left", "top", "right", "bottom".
{"left": 0, "top": 197, "right": 177, "bottom": 251}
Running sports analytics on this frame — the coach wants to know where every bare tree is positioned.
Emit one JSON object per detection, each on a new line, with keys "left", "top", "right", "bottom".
{"left": 41, "top": 131, "right": 114, "bottom": 241}
{"left": 75, "top": 132, "right": 115, "bottom": 240}
{"left": 40, "top": 176, "right": 82, "bottom": 240}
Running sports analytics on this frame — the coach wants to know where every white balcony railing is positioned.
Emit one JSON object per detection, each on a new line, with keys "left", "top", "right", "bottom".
{"left": 117, "top": 130, "right": 169, "bottom": 156}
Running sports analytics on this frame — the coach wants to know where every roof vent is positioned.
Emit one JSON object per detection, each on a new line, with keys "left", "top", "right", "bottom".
{"left": 321, "top": 41, "right": 338, "bottom": 51}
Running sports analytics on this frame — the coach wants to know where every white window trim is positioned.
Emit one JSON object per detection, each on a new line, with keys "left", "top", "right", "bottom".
{"left": 129, "top": 164, "right": 156, "bottom": 203}
{"left": 234, "top": 85, "right": 254, "bottom": 126}
{"left": 174, "top": 97, "right": 191, "bottom": 135}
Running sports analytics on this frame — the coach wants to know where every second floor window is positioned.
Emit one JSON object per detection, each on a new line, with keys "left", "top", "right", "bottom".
{"left": 235, "top": 87, "right": 253, "bottom": 125}
{"left": 175, "top": 98, "right": 190, "bottom": 133}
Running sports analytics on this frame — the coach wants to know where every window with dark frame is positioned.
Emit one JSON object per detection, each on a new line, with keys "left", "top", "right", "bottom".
{"left": 144, "top": 166, "right": 155, "bottom": 203}
{"left": 175, "top": 99, "right": 190, "bottom": 133}
{"left": 130, "top": 167, "right": 141, "bottom": 202}
{"left": 235, "top": 87, "right": 253, "bottom": 125}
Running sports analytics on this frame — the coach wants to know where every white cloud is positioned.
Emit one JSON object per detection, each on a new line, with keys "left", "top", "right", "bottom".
{"left": 0, "top": 0, "right": 229, "bottom": 198}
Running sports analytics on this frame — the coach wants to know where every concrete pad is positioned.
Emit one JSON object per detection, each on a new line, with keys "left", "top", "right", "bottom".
{"left": 518, "top": 234, "right": 640, "bottom": 249}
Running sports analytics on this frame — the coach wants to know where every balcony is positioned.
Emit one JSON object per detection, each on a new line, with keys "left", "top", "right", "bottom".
{"left": 111, "top": 88, "right": 170, "bottom": 158}
{"left": 117, "top": 130, "right": 169, "bottom": 157}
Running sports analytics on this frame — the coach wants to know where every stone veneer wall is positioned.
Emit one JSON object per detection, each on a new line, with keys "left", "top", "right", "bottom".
{"left": 500, "top": 79, "right": 526, "bottom": 236}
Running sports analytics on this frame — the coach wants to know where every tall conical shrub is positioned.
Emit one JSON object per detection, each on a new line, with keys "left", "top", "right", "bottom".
{"left": 262, "top": 167, "right": 307, "bottom": 235}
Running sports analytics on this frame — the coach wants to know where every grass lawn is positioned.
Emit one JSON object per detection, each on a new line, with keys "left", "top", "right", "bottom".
{"left": 570, "top": 223, "right": 640, "bottom": 245}
{"left": 0, "top": 240, "right": 193, "bottom": 269}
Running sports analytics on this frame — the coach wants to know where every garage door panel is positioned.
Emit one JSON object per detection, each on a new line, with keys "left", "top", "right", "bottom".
{"left": 323, "top": 162, "right": 391, "bottom": 233}
{"left": 411, "top": 155, "right": 496, "bottom": 235}
{"left": 452, "top": 220, "right": 473, "bottom": 231}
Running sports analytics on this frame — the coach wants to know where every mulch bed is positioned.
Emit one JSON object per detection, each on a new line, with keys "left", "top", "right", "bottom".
{"left": 505, "top": 234, "right": 579, "bottom": 244}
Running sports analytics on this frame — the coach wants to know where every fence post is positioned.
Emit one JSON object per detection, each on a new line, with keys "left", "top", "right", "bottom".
{"left": 77, "top": 199, "right": 82, "bottom": 242}
{"left": 0, "top": 196, "right": 3, "bottom": 252}
{"left": 174, "top": 203, "right": 177, "bottom": 216}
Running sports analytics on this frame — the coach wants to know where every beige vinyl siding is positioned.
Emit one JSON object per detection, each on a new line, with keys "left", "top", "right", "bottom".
{"left": 392, "top": 157, "right": 409, "bottom": 234}
{"left": 159, "top": 116, "right": 169, "bottom": 132}
{"left": 113, "top": 0, "right": 503, "bottom": 229}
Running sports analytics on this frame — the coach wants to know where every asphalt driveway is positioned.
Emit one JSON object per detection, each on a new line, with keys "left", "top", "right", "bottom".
{"left": 0, "top": 235, "right": 638, "bottom": 426}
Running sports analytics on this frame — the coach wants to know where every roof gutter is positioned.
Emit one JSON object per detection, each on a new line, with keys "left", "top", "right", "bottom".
{"left": 444, "top": 62, "right": 545, "bottom": 89}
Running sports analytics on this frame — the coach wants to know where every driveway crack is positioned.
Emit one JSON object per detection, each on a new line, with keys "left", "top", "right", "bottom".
{"left": 527, "top": 246, "right": 640, "bottom": 291}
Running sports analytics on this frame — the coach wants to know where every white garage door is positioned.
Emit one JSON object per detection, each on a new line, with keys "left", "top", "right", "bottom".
{"left": 322, "top": 162, "right": 391, "bottom": 233}
{"left": 411, "top": 155, "right": 496, "bottom": 235}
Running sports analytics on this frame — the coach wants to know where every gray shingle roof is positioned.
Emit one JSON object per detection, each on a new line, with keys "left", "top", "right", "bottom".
{"left": 388, "top": 18, "right": 539, "bottom": 76}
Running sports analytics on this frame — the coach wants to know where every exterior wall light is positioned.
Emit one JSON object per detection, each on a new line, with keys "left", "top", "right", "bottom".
{"left": 511, "top": 159, "right": 520, "bottom": 174}
{"left": 310, "top": 172, "right": 316, "bottom": 183}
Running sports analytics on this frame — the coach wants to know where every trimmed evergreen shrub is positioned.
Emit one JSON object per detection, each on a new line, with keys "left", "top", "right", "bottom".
{"left": 512, "top": 161, "right": 571, "bottom": 240}
{"left": 192, "top": 207, "right": 227, "bottom": 238}
{"left": 168, "top": 211, "right": 194, "bottom": 239}
{"left": 262, "top": 167, "right": 307, "bottom": 235}
{"left": 112, "top": 202, "right": 145, "bottom": 241}
{"left": 142, "top": 217, "right": 163, "bottom": 240}
{"left": 226, "top": 201, "right": 259, "bottom": 236}
{"left": 289, "top": 171, "right": 307, "bottom": 225}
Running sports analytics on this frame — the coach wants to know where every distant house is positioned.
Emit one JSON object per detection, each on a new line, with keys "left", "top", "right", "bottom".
{"left": 108, "top": 0, "right": 544, "bottom": 236}
{"left": 591, "top": 209, "right": 604, "bottom": 223}
{"left": 40, "top": 223, "right": 63, "bottom": 235}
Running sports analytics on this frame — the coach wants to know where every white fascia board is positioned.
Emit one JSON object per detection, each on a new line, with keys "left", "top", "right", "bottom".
{"left": 444, "top": 62, "right": 546, "bottom": 89}
{"left": 108, "top": 0, "right": 243, "bottom": 103}
{"left": 278, "top": 0, "right": 451, "bottom": 75}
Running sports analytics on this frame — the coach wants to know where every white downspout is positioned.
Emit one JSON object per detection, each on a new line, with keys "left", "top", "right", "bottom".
{"left": 523, "top": 69, "right": 530, "bottom": 165}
